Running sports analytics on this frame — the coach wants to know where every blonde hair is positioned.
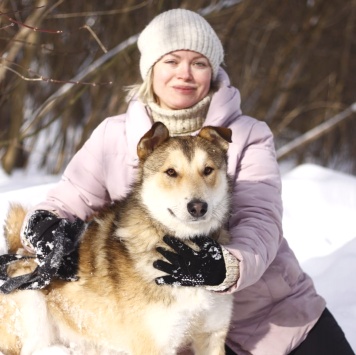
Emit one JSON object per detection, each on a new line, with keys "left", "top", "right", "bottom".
{"left": 125, "top": 68, "right": 155, "bottom": 105}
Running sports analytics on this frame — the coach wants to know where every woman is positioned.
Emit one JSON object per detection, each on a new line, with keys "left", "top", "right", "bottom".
{"left": 4, "top": 8, "right": 354, "bottom": 355}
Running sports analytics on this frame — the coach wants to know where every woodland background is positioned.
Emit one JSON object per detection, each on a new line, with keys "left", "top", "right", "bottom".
{"left": 0, "top": 0, "right": 355, "bottom": 175}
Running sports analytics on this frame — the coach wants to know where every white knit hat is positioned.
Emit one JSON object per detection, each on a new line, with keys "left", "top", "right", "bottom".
{"left": 137, "top": 9, "right": 224, "bottom": 80}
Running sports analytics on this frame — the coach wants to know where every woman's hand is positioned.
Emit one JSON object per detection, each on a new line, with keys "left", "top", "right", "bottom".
{"left": 0, "top": 210, "right": 84, "bottom": 294}
{"left": 153, "top": 235, "right": 227, "bottom": 287}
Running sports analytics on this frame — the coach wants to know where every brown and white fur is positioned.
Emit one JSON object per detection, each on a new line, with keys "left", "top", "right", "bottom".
{"left": 0, "top": 122, "right": 233, "bottom": 355}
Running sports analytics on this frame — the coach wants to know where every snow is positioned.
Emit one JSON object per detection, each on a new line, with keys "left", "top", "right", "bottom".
{"left": 0, "top": 163, "right": 355, "bottom": 352}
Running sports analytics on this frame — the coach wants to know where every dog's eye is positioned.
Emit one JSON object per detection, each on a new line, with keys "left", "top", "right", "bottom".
{"left": 165, "top": 168, "right": 178, "bottom": 177}
{"left": 203, "top": 167, "right": 214, "bottom": 176}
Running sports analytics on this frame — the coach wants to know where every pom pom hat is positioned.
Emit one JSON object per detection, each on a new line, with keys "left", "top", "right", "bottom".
{"left": 137, "top": 9, "right": 224, "bottom": 80}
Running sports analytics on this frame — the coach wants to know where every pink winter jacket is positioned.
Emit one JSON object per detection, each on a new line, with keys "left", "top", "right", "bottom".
{"left": 34, "top": 69, "right": 325, "bottom": 354}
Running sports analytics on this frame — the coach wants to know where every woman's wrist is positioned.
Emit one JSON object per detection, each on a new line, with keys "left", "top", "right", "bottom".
{"left": 205, "top": 246, "right": 240, "bottom": 292}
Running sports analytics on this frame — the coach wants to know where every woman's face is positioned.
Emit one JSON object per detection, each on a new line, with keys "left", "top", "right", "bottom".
{"left": 152, "top": 50, "right": 212, "bottom": 110}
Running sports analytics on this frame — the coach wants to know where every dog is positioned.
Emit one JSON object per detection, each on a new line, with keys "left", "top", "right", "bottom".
{"left": 0, "top": 122, "right": 233, "bottom": 355}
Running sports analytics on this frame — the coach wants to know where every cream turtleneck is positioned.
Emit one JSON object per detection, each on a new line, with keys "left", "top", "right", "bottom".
{"left": 147, "top": 95, "right": 211, "bottom": 136}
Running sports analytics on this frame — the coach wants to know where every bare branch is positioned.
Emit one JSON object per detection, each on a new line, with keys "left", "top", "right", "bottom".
{"left": 0, "top": 60, "right": 113, "bottom": 85}
{"left": 80, "top": 25, "right": 107, "bottom": 53}
{"left": 0, "top": 23, "right": 15, "bottom": 30}
{"left": 276, "top": 103, "right": 356, "bottom": 160}
{"left": 0, "top": 6, "right": 63, "bottom": 33}
{"left": 21, "top": 32, "right": 139, "bottom": 137}
{"left": 46, "top": 1, "right": 149, "bottom": 19}
{"left": 0, "top": 63, "right": 44, "bottom": 81}
{"left": 0, "top": 0, "right": 48, "bottom": 80}
{"left": 274, "top": 101, "right": 345, "bottom": 135}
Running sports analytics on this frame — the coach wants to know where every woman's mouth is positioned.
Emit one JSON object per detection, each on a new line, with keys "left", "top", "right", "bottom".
{"left": 172, "top": 86, "right": 196, "bottom": 94}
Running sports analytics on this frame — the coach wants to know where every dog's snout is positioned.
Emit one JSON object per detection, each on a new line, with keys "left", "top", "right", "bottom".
{"left": 187, "top": 199, "right": 208, "bottom": 218}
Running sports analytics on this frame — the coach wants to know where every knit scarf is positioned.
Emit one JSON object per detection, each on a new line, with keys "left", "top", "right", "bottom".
{"left": 147, "top": 95, "right": 211, "bottom": 136}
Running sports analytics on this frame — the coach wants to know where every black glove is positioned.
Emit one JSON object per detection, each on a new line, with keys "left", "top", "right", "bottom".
{"left": 153, "top": 235, "right": 226, "bottom": 287}
{"left": 0, "top": 210, "right": 84, "bottom": 294}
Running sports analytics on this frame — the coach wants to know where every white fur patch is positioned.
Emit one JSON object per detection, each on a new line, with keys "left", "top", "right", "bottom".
{"left": 12, "top": 290, "right": 56, "bottom": 355}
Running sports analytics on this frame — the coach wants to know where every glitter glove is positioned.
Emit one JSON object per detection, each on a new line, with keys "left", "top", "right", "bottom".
{"left": 153, "top": 235, "right": 227, "bottom": 287}
{"left": 0, "top": 210, "right": 84, "bottom": 294}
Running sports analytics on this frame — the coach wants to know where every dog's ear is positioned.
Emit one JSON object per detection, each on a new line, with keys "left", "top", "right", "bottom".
{"left": 137, "top": 122, "right": 170, "bottom": 160}
{"left": 198, "top": 126, "right": 232, "bottom": 152}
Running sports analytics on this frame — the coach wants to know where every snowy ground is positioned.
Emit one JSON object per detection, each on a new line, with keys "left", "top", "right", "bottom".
{"left": 0, "top": 163, "right": 355, "bottom": 352}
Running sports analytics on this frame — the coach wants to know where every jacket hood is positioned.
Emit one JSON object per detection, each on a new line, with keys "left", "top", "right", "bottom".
{"left": 205, "top": 67, "right": 242, "bottom": 127}
{"left": 125, "top": 67, "right": 242, "bottom": 160}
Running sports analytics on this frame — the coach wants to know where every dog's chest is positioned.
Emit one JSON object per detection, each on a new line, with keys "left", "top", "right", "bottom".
{"left": 144, "top": 286, "right": 232, "bottom": 350}
{"left": 170, "top": 287, "right": 227, "bottom": 325}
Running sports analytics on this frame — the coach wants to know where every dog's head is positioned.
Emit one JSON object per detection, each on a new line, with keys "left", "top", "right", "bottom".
{"left": 136, "top": 122, "right": 232, "bottom": 239}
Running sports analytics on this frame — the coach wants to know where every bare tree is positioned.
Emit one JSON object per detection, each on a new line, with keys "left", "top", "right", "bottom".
{"left": 0, "top": 0, "right": 355, "bottom": 174}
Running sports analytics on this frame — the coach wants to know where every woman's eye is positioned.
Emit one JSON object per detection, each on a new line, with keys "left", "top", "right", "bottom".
{"left": 203, "top": 167, "right": 214, "bottom": 176}
{"left": 165, "top": 168, "right": 178, "bottom": 177}
{"left": 194, "top": 61, "right": 208, "bottom": 68}
{"left": 165, "top": 60, "right": 177, "bottom": 65}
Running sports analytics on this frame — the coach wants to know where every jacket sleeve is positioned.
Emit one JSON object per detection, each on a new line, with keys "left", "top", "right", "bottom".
{"left": 225, "top": 119, "right": 283, "bottom": 293}
{"left": 33, "top": 119, "right": 114, "bottom": 221}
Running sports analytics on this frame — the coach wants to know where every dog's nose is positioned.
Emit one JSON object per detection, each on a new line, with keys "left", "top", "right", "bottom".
{"left": 187, "top": 199, "right": 208, "bottom": 218}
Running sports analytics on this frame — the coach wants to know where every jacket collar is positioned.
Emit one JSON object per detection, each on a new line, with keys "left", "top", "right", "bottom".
{"left": 125, "top": 67, "right": 242, "bottom": 161}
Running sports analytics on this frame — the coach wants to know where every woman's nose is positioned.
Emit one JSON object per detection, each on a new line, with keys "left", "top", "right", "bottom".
{"left": 177, "top": 63, "right": 192, "bottom": 80}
